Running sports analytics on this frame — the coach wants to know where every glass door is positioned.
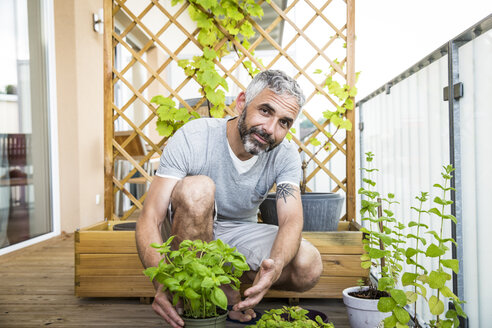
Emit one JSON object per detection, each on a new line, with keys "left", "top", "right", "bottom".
{"left": 0, "top": 0, "right": 53, "bottom": 249}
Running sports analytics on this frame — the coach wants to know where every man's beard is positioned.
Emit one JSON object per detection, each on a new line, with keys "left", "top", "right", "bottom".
{"left": 237, "top": 108, "right": 279, "bottom": 155}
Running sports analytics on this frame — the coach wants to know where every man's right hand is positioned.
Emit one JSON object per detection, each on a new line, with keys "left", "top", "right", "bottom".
{"left": 152, "top": 289, "right": 184, "bottom": 328}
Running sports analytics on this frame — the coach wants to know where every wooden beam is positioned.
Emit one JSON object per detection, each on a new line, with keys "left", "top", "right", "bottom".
{"left": 345, "top": 0, "right": 356, "bottom": 221}
{"left": 103, "top": 0, "right": 114, "bottom": 221}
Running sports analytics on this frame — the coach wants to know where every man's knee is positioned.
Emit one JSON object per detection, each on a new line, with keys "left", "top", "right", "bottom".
{"left": 171, "top": 175, "right": 215, "bottom": 213}
{"left": 289, "top": 241, "right": 323, "bottom": 292}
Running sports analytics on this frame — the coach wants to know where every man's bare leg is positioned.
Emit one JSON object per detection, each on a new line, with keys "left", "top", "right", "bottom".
{"left": 236, "top": 239, "right": 323, "bottom": 312}
{"left": 170, "top": 175, "right": 215, "bottom": 246}
{"left": 169, "top": 175, "right": 254, "bottom": 322}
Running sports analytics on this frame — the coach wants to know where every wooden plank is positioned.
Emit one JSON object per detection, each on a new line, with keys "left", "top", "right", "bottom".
{"left": 321, "top": 254, "right": 367, "bottom": 277}
{"left": 75, "top": 275, "right": 154, "bottom": 297}
{"left": 302, "top": 231, "right": 364, "bottom": 254}
{"left": 242, "top": 276, "right": 362, "bottom": 299}
{"left": 77, "top": 253, "right": 143, "bottom": 269}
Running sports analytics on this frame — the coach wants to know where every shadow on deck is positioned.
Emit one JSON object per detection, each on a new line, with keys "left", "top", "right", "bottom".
{"left": 0, "top": 234, "right": 350, "bottom": 327}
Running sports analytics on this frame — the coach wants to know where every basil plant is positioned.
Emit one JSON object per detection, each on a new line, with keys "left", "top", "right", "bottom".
{"left": 144, "top": 236, "right": 250, "bottom": 319}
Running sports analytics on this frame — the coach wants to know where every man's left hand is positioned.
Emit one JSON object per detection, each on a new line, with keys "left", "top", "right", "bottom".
{"left": 233, "top": 258, "right": 282, "bottom": 312}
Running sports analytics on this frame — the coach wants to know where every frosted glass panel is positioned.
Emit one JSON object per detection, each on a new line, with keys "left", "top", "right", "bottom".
{"left": 458, "top": 29, "right": 492, "bottom": 328}
{"left": 358, "top": 55, "right": 452, "bottom": 322}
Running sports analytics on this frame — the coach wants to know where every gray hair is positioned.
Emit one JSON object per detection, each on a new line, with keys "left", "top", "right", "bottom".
{"left": 244, "top": 70, "right": 306, "bottom": 110}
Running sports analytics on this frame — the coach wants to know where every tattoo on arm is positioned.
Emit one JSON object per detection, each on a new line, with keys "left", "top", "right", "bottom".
{"left": 276, "top": 183, "right": 297, "bottom": 203}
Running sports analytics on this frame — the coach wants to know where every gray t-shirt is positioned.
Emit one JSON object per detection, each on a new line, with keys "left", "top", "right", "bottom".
{"left": 156, "top": 118, "right": 301, "bottom": 222}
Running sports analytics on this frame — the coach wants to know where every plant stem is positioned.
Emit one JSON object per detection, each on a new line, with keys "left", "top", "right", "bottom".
{"left": 436, "top": 178, "right": 449, "bottom": 323}
{"left": 232, "top": 44, "right": 256, "bottom": 79}
{"left": 305, "top": 127, "right": 340, "bottom": 167}
{"left": 414, "top": 199, "right": 424, "bottom": 323}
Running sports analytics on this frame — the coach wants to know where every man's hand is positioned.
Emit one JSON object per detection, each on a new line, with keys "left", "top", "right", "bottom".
{"left": 152, "top": 289, "right": 184, "bottom": 328}
{"left": 233, "top": 258, "right": 282, "bottom": 312}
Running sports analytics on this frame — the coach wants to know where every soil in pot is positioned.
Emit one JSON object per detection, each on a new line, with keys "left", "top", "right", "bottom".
{"left": 349, "top": 287, "right": 389, "bottom": 299}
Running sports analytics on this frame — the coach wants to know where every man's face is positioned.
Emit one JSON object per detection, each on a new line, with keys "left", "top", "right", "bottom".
{"left": 237, "top": 89, "right": 299, "bottom": 155}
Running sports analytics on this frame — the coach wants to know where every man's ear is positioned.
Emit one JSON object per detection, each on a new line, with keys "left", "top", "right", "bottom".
{"left": 235, "top": 91, "right": 246, "bottom": 114}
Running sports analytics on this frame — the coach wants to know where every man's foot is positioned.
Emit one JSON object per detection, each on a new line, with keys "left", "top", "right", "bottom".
{"left": 221, "top": 285, "right": 258, "bottom": 323}
{"left": 227, "top": 307, "right": 257, "bottom": 322}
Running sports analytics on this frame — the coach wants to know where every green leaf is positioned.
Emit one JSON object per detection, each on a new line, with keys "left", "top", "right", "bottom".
{"left": 309, "top": 138, "right": 321, "bottom": 146}
{"left": 383, "top": 315, "right": 397, "bottom": 328}
{"left": 441, "top": 259, "right": 459, "bottom": 274}
{"left": 174, "top": 107, "right": 190, "bottom": 121}
{"left": 156, "top": 120, "right": 174, "bottom": 137}
{"left": 429, "top": 295, "right": 445, "bottom": 315}
{"left": 443, "top": 214, "right": 458, "bottom": 224}
{"left": 369, "top": 248, "right": 389, "bottom": 259}
{"left": 440, "top": 286, "right": 458, "bottom": 301}
{"left": 377, "top": 297, "right": 396, "bottom": 312}
{"left": 405, "top": 291, "right": 418, "bottom": 304}
{"left": 452, "top": 299, "right": 467, "bottom": 318}
{"left": 201, "top": 277, "right": 214, "bottom": 288}
{"left": 211, "top": 286, "right": 228, "bottom": 310}
{"left": 143, "top": 267, "right": 158, "bottom": 281}
{"left": 401, "top": 272, "right": 418, "bottom": 285}
{"left": 157, "top": 105, "right": 175, "bottom": 121}
{"left": 248, "top": 3, "right": 264, "bottom": 17}
{"left": 434, "top": 196, "right": 453, "bottom": 206}
{"left": 202, "top": 47, "right": 217, "bottom": 60}
{"left": 151, "top": 95, "right": 175, "bottom": 107}
{"left": 428, "top": 207, "right": 443, "bottom": 217}
{"left": 184, "top": 287, "right": 200, "bottom": 299}
{"left": 197, "top": 29, "right": 216, "bottom": 46}
{"left": 196, "top": 0, "right": 216, "bottom": 9}
{"left": 405, "top": 247, "right": 418, "bottom": 259}
{"left": 426, "top": 243, "right": 446, "bottom": 257}
{"left": 339, "top": 118, "right": 353, "bottom": 131}
{"left": 390, "top": 289, "right": 407, "bottom": 306}
{"left": 393, "top": 306, "right": 410, "bottom": 324}
{"left": 314, "top": 68, "right": 323, "bottom": 74}
{"left": 428, "top": 270, "right": 451, "bottom": 289}
{"left": 378, "top": 277, "right": 395, "bottom": 291}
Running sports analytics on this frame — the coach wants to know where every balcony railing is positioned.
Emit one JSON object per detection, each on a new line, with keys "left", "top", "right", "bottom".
{"left": 356, "top": 14, "right": 492, "bottom": 327}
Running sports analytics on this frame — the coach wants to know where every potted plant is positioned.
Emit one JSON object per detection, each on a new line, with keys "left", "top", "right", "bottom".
{"left": 259, "top": 68, "right": 356, "bottom": 231}
{"left": 343, "top": 152, "right": 467, "bottom": 328}
{"left": 246, "top": 306, "right": 335, "bottom": 328}
{"left": 143, "top": 236, "right": 250, "bottom": 327}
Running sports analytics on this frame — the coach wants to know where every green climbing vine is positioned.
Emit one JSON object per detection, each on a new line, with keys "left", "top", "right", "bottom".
{"left": 152, "top": 0, "right": 269, "bottom": 137}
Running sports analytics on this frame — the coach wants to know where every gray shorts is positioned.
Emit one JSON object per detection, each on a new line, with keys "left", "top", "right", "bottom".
{"left": 162, "top": 202, "right": 278, "bottom": 271}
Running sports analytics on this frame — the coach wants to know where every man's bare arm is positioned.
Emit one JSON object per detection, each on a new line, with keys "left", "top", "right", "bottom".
{"left": 270, "top": 183, "right": 303, "bottom": 269}
{"left": 135, "top": 176, "right": 178, "bottom": 269}
{"left": 135, "top": 176, "right": 183, "bottom": 327}
{"left": 234, "top": 183, "right": 302, "bottom": 311}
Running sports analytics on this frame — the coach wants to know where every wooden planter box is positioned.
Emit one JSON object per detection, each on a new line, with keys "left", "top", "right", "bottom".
{"left": 75, "top": 220, "right": 366, "bottom": 298}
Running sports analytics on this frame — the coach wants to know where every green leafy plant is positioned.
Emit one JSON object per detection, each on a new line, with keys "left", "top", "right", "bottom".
{"left": 246, "top": 306, "right": 335, "bottom": 328}
{"left": 152, "top": 0, "right": 268, "bottom": 137}
{"left": 143, "top": 236, "right": 250, "bottom": 319}
{"left": 357, "top": 152, "right": 408, "bottom": 326}
{"left": 356, "top": 153, "right": 467, "bottom": 327}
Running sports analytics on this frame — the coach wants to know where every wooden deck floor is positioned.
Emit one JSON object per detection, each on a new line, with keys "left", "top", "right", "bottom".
{"left": 0, "top": 234, "right": 350, "bottom": 327}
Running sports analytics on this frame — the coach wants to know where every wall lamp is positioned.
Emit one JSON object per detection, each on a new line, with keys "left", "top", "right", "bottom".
{"left": 92, "top": 8, "right": 104, "bottom": 34}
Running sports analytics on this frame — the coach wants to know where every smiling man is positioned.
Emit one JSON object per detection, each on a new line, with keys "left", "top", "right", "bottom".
{"left": 136, "top": 70, "right": 323, "bottom": 328}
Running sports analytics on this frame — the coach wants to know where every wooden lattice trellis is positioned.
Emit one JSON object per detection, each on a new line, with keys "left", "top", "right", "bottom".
{"left": 103, "top": 0, "right": 356, "bottom": 221}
